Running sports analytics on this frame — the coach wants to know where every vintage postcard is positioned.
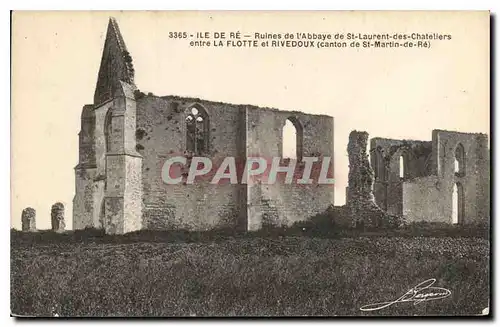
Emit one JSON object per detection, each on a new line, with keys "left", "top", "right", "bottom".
{"left": 10, "top": 11, "right": 490, "bottom": 317}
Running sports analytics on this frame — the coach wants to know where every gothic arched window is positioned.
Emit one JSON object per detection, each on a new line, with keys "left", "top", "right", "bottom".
{"left": 186, "top": 106, "right": 209, "bottom": 155}
{"left": 282, "top": 117, "right": 304, "bottom": 161}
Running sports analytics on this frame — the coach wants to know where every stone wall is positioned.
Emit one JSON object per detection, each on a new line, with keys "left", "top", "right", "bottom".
{"left": 369, "top": 129, "right": 490, "bottom": 224}
{"left": 402, "top": 175, "right": 444, "bottom": 222}
{"left": 246, "top": 106, "right": 334, "bottom": 230}
{"left": 73, "top": 167, "right": 99, "bottom": 229}
{"left": 370, "top": 137, "right": 433, "bottom": 215}
{"left": 429, "top": 130, "right": 489, "bottom": 224}
{"left": 73, "top": 99, "right": 114, "bottom": 230}
{"left": 346, "top": 131, "right": 402, "bottom": 228}
{"left": 136, "top": 95, "right": 247, "bottom": 231}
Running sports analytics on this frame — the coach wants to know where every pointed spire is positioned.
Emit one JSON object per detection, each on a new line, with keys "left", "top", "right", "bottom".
{"left": 94, "top": 17, "right": 136, "bottom": 105}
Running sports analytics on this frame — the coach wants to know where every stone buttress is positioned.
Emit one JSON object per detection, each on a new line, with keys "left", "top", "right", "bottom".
{"left": 73, "top": 18, "right": 143, "bottom": 234}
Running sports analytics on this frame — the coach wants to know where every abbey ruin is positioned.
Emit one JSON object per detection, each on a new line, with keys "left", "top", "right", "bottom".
{"left": 72, "top": 18, "right": 334, "bottom": 234}
{"left": 71, "top": 18, "right": 489, "bottom": 235}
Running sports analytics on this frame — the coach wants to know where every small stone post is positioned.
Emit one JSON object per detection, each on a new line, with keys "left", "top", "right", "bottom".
{"left": 51, "top": 202, "right": 66, "bottom": 232}
{"left": 21, "top": 207, "right": 36, "bottom": 231}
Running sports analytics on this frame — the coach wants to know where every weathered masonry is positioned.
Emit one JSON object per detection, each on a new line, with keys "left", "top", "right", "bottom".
{"left": 370, "top": 130, "right": 490, "bottom": 224}
{"left": 73, "top": 18, "right": 335, "bottom": 234}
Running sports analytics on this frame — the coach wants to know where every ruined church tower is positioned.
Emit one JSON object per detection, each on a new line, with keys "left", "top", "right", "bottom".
{"left": 73, "top": 18, "right": 143, "bottom": 234}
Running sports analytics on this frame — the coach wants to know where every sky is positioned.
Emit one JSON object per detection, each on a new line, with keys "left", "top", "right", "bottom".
{"left": 11, "top": 11, "right": 490, "bottom": 230}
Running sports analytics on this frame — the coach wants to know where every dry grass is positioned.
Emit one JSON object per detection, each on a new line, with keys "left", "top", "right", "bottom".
{"left": 10, "top": 227, "right": 489, "bottom": 317}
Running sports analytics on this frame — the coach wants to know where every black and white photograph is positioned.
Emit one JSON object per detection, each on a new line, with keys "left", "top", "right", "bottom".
{"left": 10, "top": 10, "right": 491, "bottom": 317}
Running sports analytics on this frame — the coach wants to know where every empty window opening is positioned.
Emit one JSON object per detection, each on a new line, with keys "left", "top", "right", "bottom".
{"left": 282, "top": 119, "right": 297, "bottom": 159}
{"left": 282, "top": 117, "right": 304, "bottom": 161}
{"left": 399, "top": 155, "right": 405, "bottom": 179}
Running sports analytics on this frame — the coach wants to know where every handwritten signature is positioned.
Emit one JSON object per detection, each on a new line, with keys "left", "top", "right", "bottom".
{"left": 359, "top": 279, "right": 452, "bottom": 312}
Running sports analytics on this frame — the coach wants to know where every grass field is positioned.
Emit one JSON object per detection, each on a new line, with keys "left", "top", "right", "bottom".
{"left": 11, "top": 226, "right": 490, "bottom": 317}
